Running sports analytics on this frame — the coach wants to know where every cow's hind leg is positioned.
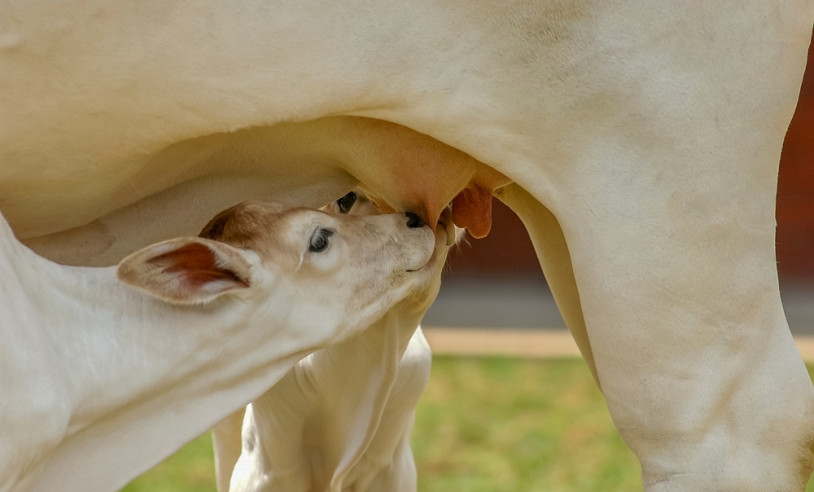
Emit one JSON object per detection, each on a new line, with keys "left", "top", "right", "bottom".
{"left": 495, "top": 5, "right": 814, "bottom": 487}
{"left": 497, "top": 184, "right": 598, "bottom": 385}
{"left": 515, "top": 115, "right": 814, "bottom": 490}
{"left": 503, "top": 172, "right": 814, "bottom": 488}
{"left": 556, "top": 173, "right": 814, "bottom": 489}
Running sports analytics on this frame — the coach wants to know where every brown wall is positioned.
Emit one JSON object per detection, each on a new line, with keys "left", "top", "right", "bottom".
{"left": 777, "top": 37, "right": 814, "bottom": 281}
{"left": 448, "top": 37, "right": 814, "bottom": 283}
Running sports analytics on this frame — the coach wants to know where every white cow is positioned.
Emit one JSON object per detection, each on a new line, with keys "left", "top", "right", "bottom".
{"left": 2, "top": 1, "right": 813, "bottom": 489}
{"left": 212, "top": 192, "right": 452, "bottom": 492}
{"left": 0, "top": 201, "right": 445, "bottom": 492}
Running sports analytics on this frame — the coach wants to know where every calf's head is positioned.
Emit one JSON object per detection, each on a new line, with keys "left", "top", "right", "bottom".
{"left": 116, "top": 201, "right": 440, "bottom": 337}
{"left": 326, "top": 190, "right": 459, "bottom": 312}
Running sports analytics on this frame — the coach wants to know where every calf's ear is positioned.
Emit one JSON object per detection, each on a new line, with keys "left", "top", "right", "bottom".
{"left": 117, "top": 237, "right": 253, "bottom": 305}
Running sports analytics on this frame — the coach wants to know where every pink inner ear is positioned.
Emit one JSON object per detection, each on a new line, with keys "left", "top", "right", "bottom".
{"left": 148, "top": 243, "right": 249, "bottom": 288}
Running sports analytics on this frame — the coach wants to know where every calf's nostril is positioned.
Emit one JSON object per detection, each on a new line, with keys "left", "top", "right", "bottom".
{"left": 405, "top": 212, "right": 425, "bottom": 229}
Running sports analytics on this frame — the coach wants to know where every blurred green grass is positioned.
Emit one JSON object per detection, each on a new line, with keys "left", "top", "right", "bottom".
{"left": 123, "top": 357, "right": 814, "bottom": 491}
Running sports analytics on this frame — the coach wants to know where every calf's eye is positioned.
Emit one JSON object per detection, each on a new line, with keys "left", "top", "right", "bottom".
{"left": 309, "top": 228, "right": 334, "bottom": 253}
{"left": 336, "top": 192, "right": 357, "bottom": 214}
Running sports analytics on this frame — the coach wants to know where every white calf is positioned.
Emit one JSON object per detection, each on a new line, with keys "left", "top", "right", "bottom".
{"left": 0, "top": 201, "right": 443, "bottom": 492}
{"left": 222, "top": 323, "right": 434, "bottom": 492}
{"left": 212, "top": 192, "right": 452, "bottom": 492}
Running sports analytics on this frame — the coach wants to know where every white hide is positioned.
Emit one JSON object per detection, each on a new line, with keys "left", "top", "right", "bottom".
{"left": 3, "top": 2, "right": 814, "bottom": 489}
{"left": 225, "top": 325, "right": 432, "bottom": 492}
{"left": 213, "top": 193, "right": 449, "bottom": 492}
{"left": 0, "top": 204, "right": 442, "bottom": 492}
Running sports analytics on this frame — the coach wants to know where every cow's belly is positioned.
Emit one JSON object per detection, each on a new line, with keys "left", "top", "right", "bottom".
{"left": 21, "top": 173, "right": 352, "bottom": 266}
{"left": 11, "top": 117, "right": 496, "bottom": 266}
